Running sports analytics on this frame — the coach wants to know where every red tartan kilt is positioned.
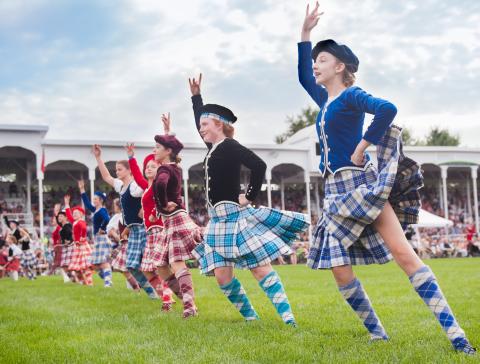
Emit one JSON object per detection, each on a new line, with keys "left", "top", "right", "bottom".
{"left": 53, "top": 245, "right": 63, "bottom": 267}
{"left": 111, "top": 240, "right": 128, "bottom": 272}
{"left": 68, "top": 242, "right": 92, "bottom": 271}
{"left": 6, "top": 258, "right": 20, "bottom": 272}
{"left": 61, "top": 244, "right": 75, "bottom": 267}
{"left": 141, "top": 226, "right": 164, "bottom": 272}
{"left": 151, "top": 211, "right": 199, "bottom": 266}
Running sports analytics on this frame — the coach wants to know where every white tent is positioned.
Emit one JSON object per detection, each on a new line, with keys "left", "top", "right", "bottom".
{"left": 412, "top": 209, "right": 453, "bottom": 228}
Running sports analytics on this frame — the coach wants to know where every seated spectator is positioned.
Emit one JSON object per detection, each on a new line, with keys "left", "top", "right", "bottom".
{"left": 439, "top": 238, "right": 455, "bottom": 257}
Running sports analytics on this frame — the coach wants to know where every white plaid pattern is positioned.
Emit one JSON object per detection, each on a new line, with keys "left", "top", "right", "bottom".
{"left": 193, "top": 203, "right": 309, "bottom": 274}
{"left": 308, "top": 125, "right": 423, "bottom": 269}
{"left": 89, "top": 234, "right": 112, "bottom": 265}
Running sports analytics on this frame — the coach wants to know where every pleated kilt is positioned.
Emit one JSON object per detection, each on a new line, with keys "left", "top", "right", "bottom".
{"left": 6, "top": 258, "right": 20, "bottom": 272}
{"left": 126, "top": 224, "right": 147, "bottom": 270}
{"left": 111, "top": 240, "right": 128, "bottom": 272}
{"left": 151, "top": 210, "right": 199, "bottom": 268}
{"left": 61, "top": 243, "right": 75, "bottom": 268}
{"left": 140, "top": 226, "right": 165, "bottom": 272}
{"left": 89, "top": 233, "right": 112, "bottom": 265}
{"left": 68, "top": 241, "right": 92, "bottom": 271}
{"left": 308, "top": 125, "right": 424, "bottom": 269}
{"left": 21, "top": 250, "right": 37, "bottom": 268}
{"left": 53, "top": 245, "right": 63, "bottom": 267}
{"left": 193, "top": 202, "right": 310, "bottom": 275}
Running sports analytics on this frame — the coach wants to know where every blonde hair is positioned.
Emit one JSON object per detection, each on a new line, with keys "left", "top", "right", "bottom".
{"left": 7, "top": 234, "right": 17, "bottom": 245}
{"left": 335, "top": 58, "right": 356, "bottom": 87}
{"left": 342, "top": 69, "right": 356, "bottom": 87}
{"left": 213, "top": 120, "right": 235, "bottom": 138}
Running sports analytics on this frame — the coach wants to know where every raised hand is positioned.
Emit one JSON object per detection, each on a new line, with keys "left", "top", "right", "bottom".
{"left": 64, "top": 194, "right": 71, "bottom": 207}
{"left": 53, "top": 203, "right": 61, "bottom": 215}
{"left": 92, "top": 144, "right": 102, "bottom": 158}
{"left": 125, "top": 142, "right": 135, "bottom": 158}
{"left": 302, "top": 2, "right": 324, "bottom": 39}
{"left": 77, "top": 180, "right": 85, "bottom": 192}
{"left": 188, "top": 73, "right": 202, "bottom": 96}
{"left": 161, "top": 112, "right": 171, "bottom": 135}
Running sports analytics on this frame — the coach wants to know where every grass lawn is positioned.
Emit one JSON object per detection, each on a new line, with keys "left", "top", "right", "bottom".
{"left": 0, "top": 258, "right": 478, "bottom": 363}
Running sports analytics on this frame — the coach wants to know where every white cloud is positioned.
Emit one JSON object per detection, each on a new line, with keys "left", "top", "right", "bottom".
{"left": 0, "top": 0, "right": 479, "bottom": 147}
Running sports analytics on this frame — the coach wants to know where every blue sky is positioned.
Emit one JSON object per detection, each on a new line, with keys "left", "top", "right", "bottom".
{"left": 0, "top": 0, "right": 479, "bottom": 146}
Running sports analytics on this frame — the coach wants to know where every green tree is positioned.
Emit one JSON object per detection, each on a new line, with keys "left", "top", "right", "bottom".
{"left": 424, "top": 127, "right": 460, "bottom": 146}
{"left": 401, "top": 127, "right": 417, "bottom": 146}
{"left": 275, "top": 106, "right": 319, "bottom": 144}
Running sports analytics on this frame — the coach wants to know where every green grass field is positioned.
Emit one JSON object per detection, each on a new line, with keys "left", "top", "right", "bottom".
{"left": 0, "top": 258, "right": 478, "bottom": 364}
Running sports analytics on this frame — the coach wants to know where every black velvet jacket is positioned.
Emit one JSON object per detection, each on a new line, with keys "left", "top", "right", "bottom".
{"left": 59, "top": 223, "right": 73, "bottom": 245}
{"left": 192, "top": 94, "right": 266, "bottom": 206}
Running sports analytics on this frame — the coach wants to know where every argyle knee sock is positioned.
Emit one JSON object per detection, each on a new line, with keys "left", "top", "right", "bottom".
{"left": 130, "top": 269, "right": 157, "bottom": 298}
{"left": 165, "top": 273, "right": 183, "bottom": 299}
{"left": 102, "top": 267, "right": 112, "bottom": 287}
{"left": 83, "top": 269, "right": 93, "bottom": 286}
{"left": 124, "top": 271, "right": 140, "bottom": 291}
{"left": 410, "top": 266, "right": 475, "bottom": 353}
{"left": 339, "top": 278, "right": 388, "bottom": 340}
{"left": 259, "top": 271, "right": 296, "bottom": 326}
{"left": 98, "top": 269, "right": 105, "bottom": 279}
{"left": 26, "top": 268, "right": 35, "bottom": 280}
{"left": 175, "top": 268, "right": 196, "bottom": 316}
{"left": 148, "top": 274, "right": 166, "bottom": 302}
{"left": 219, "top": 277, "right": 258, "bottom": 321}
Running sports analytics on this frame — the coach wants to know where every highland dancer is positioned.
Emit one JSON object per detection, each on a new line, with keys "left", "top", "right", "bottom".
{"left": 64, "top": 195, "right": 93, "bottom": 286}
{"left": 150, "top": 112, "right": 202, "bottom": 318}
{"left": 299, "top": 2, "right": 475, "bottom": 354}
{"left": 3, "top": 234, "right": 22, "bottom": 281}
{"left": 94, "top": 145, "right": 157, "bottom": 299}
{"left": 188, "top": 74, "right": 310, "bottom": 326}
{"left": 78, "top": 180, "right": 113, "bottom": 287}
{"left": 3, "top": 217, "right": 36, "bottom": 280}
{"left": 58, "top": 208, "right": 76, "bottom": 283}
{"left": 107, "top": 198, "right": 141, "bottom": 291}
{"left": 125, "top": 141, "right": 175, "bottom": 310}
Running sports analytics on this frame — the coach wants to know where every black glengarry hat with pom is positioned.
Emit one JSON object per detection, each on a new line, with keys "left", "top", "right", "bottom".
{"left": 200, "top": 104, "right": 237, "bottom": 124}
{"left": 312, "top": 39, "right": 359, "bottom": 73}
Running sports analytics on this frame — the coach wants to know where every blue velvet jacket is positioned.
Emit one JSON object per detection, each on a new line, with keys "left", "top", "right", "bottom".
{"left": 81, "top": 193, "right": 110, "bottom": 234}
{"left": 298, "top": 41, "right": 397, "bottom": 176}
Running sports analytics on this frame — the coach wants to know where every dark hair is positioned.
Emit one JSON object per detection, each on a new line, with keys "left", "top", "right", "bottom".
{"left": 116, "top": 160, "right": 130, "bottom": 170}
{"left": 169, "top": 153, "right": 182, "bottom": 164}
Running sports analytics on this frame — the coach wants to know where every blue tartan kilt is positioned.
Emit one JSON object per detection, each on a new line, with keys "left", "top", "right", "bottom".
{"left": 126, "top": 224, "right": 147, "bottom": 270}
{"left": 89, "top": 234, "right": 112, "bottom": 265}
{"left": 193, "top": 202, "right": 310, "bottom": 275}
{"left": 308, "top": 125, "right": 423, "bottom": 269}
{"left": 21, "top": 250, "right": 37, "bottom": 268}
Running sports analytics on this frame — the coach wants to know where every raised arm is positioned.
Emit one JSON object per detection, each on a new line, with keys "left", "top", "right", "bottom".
{"left": 125, "top": 143, "right": 149, "bottom": 190}
{"left": 64, "top": 195, "right": 74, "bottom": 224}
{"left": 161, "top": 112, "right": 171, "bottom": 135}
{"left": 78, "top": 180, "right": 95, "bottom": 213}
{"left": 93, "top": 144, "right": 115, "bottom": 187}
{"left": 189, "top": 73, "right": 212, "bottom": 149}
{"left": 298, "top": 2, "right": 328, "bottom": 106}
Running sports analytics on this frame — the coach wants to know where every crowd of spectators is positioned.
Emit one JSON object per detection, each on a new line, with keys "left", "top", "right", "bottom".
{"left": 2, "top": 182, "right": 480, "bottom": 269}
